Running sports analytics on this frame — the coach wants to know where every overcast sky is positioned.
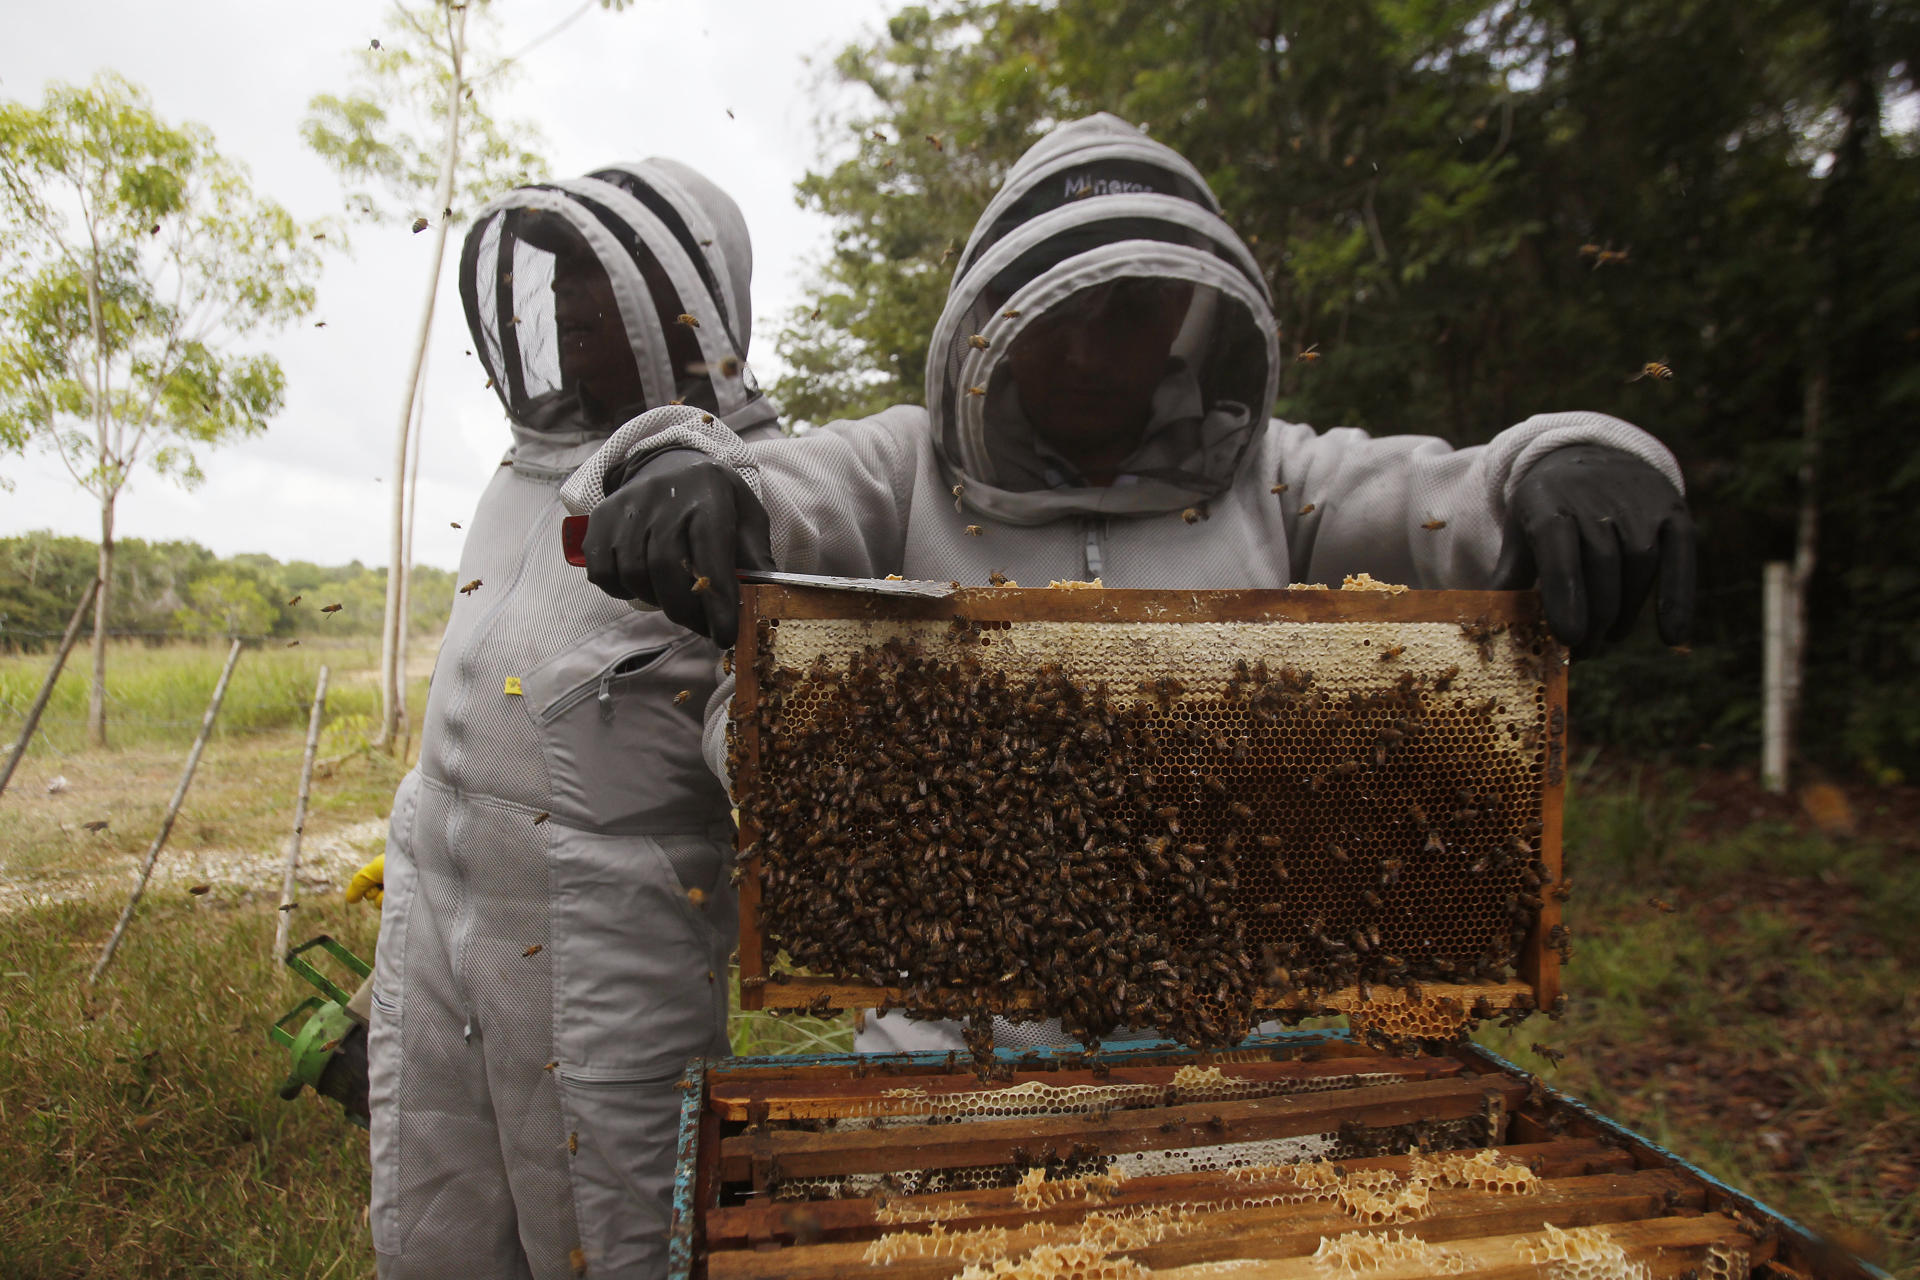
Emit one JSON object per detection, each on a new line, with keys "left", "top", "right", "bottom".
{"left": 1, "top": 0, "right": 899, "bottom": 571}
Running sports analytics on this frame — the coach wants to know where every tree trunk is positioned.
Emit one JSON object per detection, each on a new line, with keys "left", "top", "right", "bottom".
{"left": 377, "top": 0, "right": 468, "bottom": 751}
{"left": 87, "top": 498, "right": 114, "bottom": 747}
{"left": 396, "top": 349, "right": 428, "bottom": 762}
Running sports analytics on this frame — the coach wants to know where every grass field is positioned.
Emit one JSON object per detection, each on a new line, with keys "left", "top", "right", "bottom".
{"left": 1, "top": 643, "right": 1915, "bottom": 1277}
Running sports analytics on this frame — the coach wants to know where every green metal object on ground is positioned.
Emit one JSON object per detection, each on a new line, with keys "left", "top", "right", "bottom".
{"left": 268, "top": 934, "right": 373, "bottom": 1129}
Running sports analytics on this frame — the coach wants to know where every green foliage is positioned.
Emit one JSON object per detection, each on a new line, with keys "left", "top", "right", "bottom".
{"left": 301, "top": 1, "right": 547, "bottom": 226}
{"left": 0, "top": 532, "right": 455, "bottom": 647}
{"left": 0, "top": 73, "right": 323, "bottom": 498}
{"left": 774, "top": 0, "right": 1920, "bottom": 776}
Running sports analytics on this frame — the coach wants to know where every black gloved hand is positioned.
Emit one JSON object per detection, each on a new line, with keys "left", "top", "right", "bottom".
{"left": 1491, "top": 444, "right": 1696, "bottom": 658}
{"left": 580, "top": 448, "right": 773, "bottom": 648}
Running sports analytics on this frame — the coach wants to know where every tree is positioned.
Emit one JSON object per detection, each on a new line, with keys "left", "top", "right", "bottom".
{"left": 171, "top": 569, "right": 275, "bottom": 639}
{"left": 0, "top": 73, "right": 321, "bottom": 745}
{"left": 303, "top": 0, "right": 625, "bottom": 752}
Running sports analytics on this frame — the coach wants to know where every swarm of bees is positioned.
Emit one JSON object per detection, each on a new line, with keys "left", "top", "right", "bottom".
{"left": 737, "top": 611, "right": 1561, "bottom": 1067}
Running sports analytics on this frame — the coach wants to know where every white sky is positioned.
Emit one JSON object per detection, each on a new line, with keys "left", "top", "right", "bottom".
{"left": 1, "top": 0, "right": 898, "bottom": 570}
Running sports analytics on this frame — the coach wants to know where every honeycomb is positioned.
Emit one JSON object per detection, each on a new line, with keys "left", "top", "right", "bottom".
{"left": 954, "top": 1242, "right": 1153, "bottom": 1280}
{"left": 736, "top": 588, "right": 1563, "bottom": 1058}
{"left": 1525, "top": 1223, "right": 1652, "bottom": 1280}
{"left": 1312, "top": 1228, "right": 1468, "bottom": 1275}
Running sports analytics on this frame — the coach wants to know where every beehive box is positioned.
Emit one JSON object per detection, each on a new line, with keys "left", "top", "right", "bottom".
{"left": 730, "top": 581, "right": 1568, "bottom": 1051}
{"left": 668, "top": 1034, "right": 1886, "bottom": 1279}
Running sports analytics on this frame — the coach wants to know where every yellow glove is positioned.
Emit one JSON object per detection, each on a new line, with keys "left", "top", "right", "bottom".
{"left": 346, "top": 854, "right": 385, "bottom": 906}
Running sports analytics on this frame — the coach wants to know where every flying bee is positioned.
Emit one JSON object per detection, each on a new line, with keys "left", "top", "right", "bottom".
{"left": 533, "top": 811, "right": 550, "bottom": 825}
{"left": 188, "top": 883, "right": 212, "bottom": 896}
{"left": 690, "top": 575, "right": 711, "bottom": 594}
{"left": 688, "top": 355, "right": 743, "bottom": 379}
{"left": 965, "top": 525, "right": 983, "bottom": 536}
{"left": 1647, "top": 896, "right": 1678, "bottom": 913}
{"left": 321, "top": 602, "right": 343, "bottom": 615}
{"left": 676, "top": 313, "right": 700, "bottom": 328}
{"left": 1181, "top": 507, "right": 1201, "bottom": 524}
{"left": 450, "top": 521, "right": 462, "bottom": 529}
{"left": 925, "top": 133, "right": 945, "bottom": 151}
{"left": 673, "top": 690, "right": 691, "bottom": 705}
{"left": 1270, "top": 482, "right": 1289, "bottom": 494}
{"left": 1296, "top": 343, "right": 1321, "bottom": 363}
{"left": 459, "top": 579, "right": 482, "bottom": 595}
{"left": 967, "top": 384, "right": 986, "bottom": 396}
{"left": 82, "top": 819, "right": 109, "bottom": 833}
{"left": 1421, "top": 519, "right": 1446, "bottom": 531}
{"left": 524, "top": 944, "right": 543, "bottom": 957}
{"left": 687, "top": 887, "right": 708, "bottom": 908}
{"left": 1298, "top": 503, "right": 1317, "bottom": 516}
{"left": 1531, "top": 1042, "right": 1566, "bottom": 1066}
{"left": 286, "top": 594, "right": 301, "bottom": 606}
{"left": 966, "top": 334, "right": 991, "bottom": 351}
{"left": 1630, "top": 360, "right": 1674, "bottom": 382}
{"left": 411, "top": 216, "right": 429, "bottom": 233}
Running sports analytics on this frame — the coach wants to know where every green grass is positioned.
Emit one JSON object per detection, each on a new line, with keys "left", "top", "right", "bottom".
{"left": 1, "top": 638, "right": 391, "bottom": 756}
{"left": 2, "top": 645, "right": 1915, "bottom": 1276}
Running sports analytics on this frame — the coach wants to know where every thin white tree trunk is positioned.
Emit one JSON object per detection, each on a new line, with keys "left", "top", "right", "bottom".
{"left": 90, "top": 637, "right": 244, "bottom": 983}
{"left": 377, "top": 1, "right": 468, "bottom": 750}
{"left": 84, "top": 255, "right": 114, "bottom": 748}
{"left": 0, "top": 577, "right": 101, "bottom": 800}
{"left": 1761, "top": 562, "right": 1791, "bottom": 794}
{"left": 396, "top": 348, "right": 429, "bottom": 763}
{"left": 275, "top": 665, "right": 331, "bottom": 958}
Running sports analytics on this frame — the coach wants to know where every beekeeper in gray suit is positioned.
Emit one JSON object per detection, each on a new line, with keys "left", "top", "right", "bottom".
{"left": 367, "top": 161, "right": 778, "bottom": 1280}
{"left": 560, "top": 116, "right": 1696, "bottom": 1050}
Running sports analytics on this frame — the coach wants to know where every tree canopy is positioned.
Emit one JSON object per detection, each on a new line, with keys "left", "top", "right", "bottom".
{"left": 771, "top": 0, "right": 1920, "bottom": 779}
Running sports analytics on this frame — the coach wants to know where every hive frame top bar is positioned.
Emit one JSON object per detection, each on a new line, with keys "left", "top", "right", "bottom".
{"left": 731, "top": 584, "right": 1568, "bottom": 1032}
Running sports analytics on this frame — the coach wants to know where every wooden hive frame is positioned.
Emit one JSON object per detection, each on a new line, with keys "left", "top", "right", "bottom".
{"left": 731, "top": 583, "right": 1568, "bottom": 1040}
{"left": 668, "top": 1035, "right": 1888, "bottom": 1280}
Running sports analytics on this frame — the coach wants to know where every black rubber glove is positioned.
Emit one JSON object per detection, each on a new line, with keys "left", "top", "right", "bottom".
{"left": 580, "top": 448, "right": 773, "bottom": 648}
{"left": 1491, "top": 444, "right": 1696, "bottom": 658}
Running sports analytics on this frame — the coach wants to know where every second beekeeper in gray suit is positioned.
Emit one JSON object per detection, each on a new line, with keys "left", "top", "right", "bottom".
{"left": 367, "top": 161, "right": 778, "bottom": 1280}
{"left": 559, "top": 116, "right": 1696, "bottom": 1053}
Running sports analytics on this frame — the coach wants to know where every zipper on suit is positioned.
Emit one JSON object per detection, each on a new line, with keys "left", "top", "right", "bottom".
{"left": 1082, "top": 519, "right": 1106, "bottom": 580}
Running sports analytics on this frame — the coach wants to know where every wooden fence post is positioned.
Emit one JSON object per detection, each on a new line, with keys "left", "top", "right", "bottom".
{"left": 0, "top": 578, "right": 102, "bottom": 801}
{"left": 90, "top": 637, "right": 245, "bottom": 984}
{"left": 275, "top": 665, "right": 331, "bottom": 958}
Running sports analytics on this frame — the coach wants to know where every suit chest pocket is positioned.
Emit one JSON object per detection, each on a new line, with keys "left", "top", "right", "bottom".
{"left": 525, "top": 622, "right": 728, "bottom": 831}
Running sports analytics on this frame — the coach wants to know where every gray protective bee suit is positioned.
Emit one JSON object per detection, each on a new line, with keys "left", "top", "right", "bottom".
{"left": 559, "top": 115, "right": 1683, "bottom": 1055}
{"left": 369, "top": 161, "right": 778, "bottom": 1280}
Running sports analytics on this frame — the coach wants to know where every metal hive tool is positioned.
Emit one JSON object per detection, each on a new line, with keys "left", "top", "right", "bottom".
{"left": 730, "top": 583, "right": 1569, "bottom": 1052}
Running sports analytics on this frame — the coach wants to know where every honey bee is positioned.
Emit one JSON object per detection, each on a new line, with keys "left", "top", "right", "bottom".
{"left": 676, "top": 313, "right": 700, "bottom": 328}
{"left": 411, "top": 216, "right": 428, "bottom": 233}
{"left": 688, "top": 887, "right": 708, "bottom": 908}
{"left": 544, "top": 1060, "right": 559, "bottom": 1072}
{"left": 459, "top": 579, "right": 482, "bottom": 595}
{"left": 965, "top": 525, "right": 983, "bottom": 536}
{"left": 688, "top": 355, "right": 744, "bottom": 379}
{"left": 1298, "top": 503, "right": 1317, "bottom": 516}
{"left": 524, "top": 944, "right": 543, "bottom": 957}
{"left": 1531, "top": 1041, "right": 1566, "bottom": 1066}
{"left": 321, "top": 602, "right": 343, "bottom": 615}
{"left": 1646, "top": 896, "right": 1678, "bottom": 913}
{"left": 1295, "top": 343, "right": 1321, "bottom": 363}
{"left": 1181, "top": 508, "right": 1200, "bottom": 524}
{"left": 1270, "top": 482, "right": 1289, "bottom": 494}
{"left": 188, "top": 883, "right": 211, "bottom": 896}
{"left": 82, "top": 819, "right": 109, "bottom": 833}
{"left": 673, "top": 689, "right": 691, "bottom": 705}
{"left": 1421, "top": 519, "right": 1446, "bottom": 531}
{"left": 1002, "top": 309, "right": 1021, "bottom": 318}
{"left": 277, "top": 900, "right": 296, "bottom": 911}
{"left": 989, "top": 570, "right": 1012, "bottom": 587}
{"left": 1629, "top": 360, "right": 1674, "bottom": 382}
{"left": 967, "top": 384, "right": 986, "bottom": 396}
{"left": 450, "top": 521, "right": 461, "bottom": 529}
{"left": 568, "top": 1131, "right": 578, "bottom": 1155}
{"left": 925, "top": 133, "right": 945, "bottom": 151}
{"left": 1378, "top": 644, "right": 1405, "bottom": 661}
{"left": 968, "top": 334, "right": 989, "bottom": 349}
{"left": 533, "top": 811, "right": 550, "bottom": 825}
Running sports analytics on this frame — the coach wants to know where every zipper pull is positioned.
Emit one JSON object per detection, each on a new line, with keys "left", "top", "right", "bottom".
{"left": 598, "top": 670, "right": 615, "bottom": 721}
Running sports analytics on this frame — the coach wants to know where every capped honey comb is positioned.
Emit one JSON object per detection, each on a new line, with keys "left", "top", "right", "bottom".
{"left": 731, "top": 585, "right": 1567, "bottom": 1055}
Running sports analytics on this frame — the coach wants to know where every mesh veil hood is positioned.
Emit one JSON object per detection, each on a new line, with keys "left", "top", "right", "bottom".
{"left": 459, "top": 159, "right": 776, "bottom": 442}
{"left": 929, "top": 114, "right": 1279, "bottom": 523}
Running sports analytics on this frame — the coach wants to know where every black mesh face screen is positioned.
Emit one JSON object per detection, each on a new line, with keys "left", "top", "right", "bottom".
{"left": 959, "top": 159, "right": 1215, "bottom": 282}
